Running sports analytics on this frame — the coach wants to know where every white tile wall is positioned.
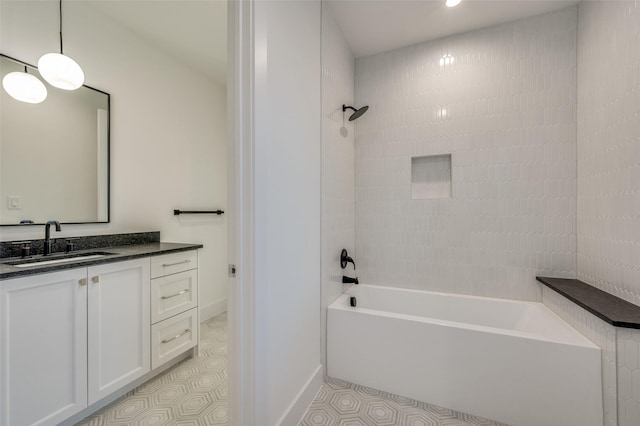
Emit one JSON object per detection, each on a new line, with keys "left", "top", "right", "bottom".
{"left": 617, "top": 328, "right": 640, "bottom": 425}
{"left": 354, "top": 7, "right": 578, "bottom": 301}
{"left": 321, "top": 4, "right": 355, "bottom": 370}
{"left": 575, "top": 3, "right": 640, "bottom": 423}
{"left": 576, "top": 1, "right": 640, "bottom": 308}
{"left": 542, "top": 287, "right": 617, "bottom": 426}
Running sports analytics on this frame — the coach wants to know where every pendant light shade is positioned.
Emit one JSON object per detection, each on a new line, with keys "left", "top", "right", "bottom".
{"left": 38, "top": 53, "right": 84, "bottom": 90}
{"left": 38, "top": 0, "right": 84, "bottom": 91}
{"left": 2, "top": 69, "right": 48, "bottom": 104}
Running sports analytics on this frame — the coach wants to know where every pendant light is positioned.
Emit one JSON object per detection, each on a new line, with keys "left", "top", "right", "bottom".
{"left": 2, "top": 66, "right": 48, "bottom": 104}
{"left": 38, "top": 0, "right": 84, "bottom": 90}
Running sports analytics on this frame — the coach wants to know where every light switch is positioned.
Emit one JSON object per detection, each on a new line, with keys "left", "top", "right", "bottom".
{"left": 8, "top": 196, "right": 21, "bottom": 210}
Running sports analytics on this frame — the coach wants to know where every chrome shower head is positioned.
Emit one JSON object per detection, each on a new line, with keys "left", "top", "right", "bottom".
{"left": 343, "top": 104, "right": 369, "bottom": 121}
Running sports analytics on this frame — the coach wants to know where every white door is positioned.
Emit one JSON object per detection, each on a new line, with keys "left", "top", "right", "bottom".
{"left": 87, "top": 258, "right": 150, "bottom": 404}
{"left": 0, "top": 269, "right": 88, "bottom": 426}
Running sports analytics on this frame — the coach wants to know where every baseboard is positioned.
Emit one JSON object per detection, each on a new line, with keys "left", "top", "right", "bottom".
{"left": 276, "top": 364, "right": 323, "bottom": 426}
{"left": 200, "top": 298, "right": 227, "bottom": 322}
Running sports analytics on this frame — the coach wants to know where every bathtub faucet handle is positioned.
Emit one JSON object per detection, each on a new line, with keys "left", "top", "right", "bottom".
{"left": 340, "top": 249, "right": 356, "bottom": 270}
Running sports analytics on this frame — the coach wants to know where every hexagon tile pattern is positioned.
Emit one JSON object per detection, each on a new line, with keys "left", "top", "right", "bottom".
{"left": 76, "top": 312, "right": 228, "bottom": 426}
{"left": 78, "top": 312, "right": 503, "bottom": 426}
{"left": 299, "top": 377, "right": 508, "bottom": 426}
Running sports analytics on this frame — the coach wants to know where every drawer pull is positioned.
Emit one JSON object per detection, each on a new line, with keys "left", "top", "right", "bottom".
{"left": 162, "top": 329, "right": 191, "bottom": 344}
{"left": 162, "top": 260, "right": 191, "bottom": 267}
{"left": 161, "top": 289, "right": 191, "bottom": 300}
{"left": 79, "top": 278, "right": 87, "bottom": 286}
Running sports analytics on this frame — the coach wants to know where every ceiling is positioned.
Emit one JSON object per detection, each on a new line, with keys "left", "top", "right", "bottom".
{"left": 82, "top": 0, "right": 579, "bottom": 84}
{"left": 327, "top": 0, "right": 579, "bottom": 58}
{"left": 87, "top": 0, "right": 227, "bottom": 85}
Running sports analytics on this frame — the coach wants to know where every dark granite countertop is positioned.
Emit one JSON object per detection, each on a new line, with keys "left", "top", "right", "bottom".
{"left": 0, "top": 242, "right": 202, "bottom": 280}
{"left": 537, "top": 276, "right": 640, "bottom": 329}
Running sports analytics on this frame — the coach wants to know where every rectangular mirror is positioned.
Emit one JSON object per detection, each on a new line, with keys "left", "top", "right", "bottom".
{"left": 0, "top": 54, "right": 110, "bottom": 225}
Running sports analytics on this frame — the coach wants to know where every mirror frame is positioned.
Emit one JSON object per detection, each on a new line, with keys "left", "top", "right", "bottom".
{"left": 0, "top": 53, "right": 111, "bottom": 226}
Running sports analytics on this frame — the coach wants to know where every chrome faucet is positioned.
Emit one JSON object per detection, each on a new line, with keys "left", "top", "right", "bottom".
{"left": 43, "top": 220, "right": 61, "bottom": 256}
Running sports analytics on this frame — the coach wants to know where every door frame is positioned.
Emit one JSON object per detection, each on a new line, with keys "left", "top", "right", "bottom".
{"left": 227, "top": 1, "right": 265, "bottom": 424}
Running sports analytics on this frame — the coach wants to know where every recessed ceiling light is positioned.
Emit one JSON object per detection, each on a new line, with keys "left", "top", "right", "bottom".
{"left": 440, "top": 54, "right": 455, "bottom": 66}
{"left": 446, "top": 0, "right": 462, "bottom": 7}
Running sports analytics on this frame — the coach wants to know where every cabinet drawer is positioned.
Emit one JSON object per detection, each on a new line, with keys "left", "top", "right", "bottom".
{"left": 151, "top": 269, "right": 198, "bottom": 324}
{"left": 151, "top": 308, "right": 198, "bottom": 370}
{"left": 151, "top": 250, "right": 197, "bottom": 278}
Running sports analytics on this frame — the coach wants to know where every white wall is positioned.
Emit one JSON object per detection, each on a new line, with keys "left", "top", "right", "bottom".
{"left": 353, "top": 7, "right": 578, "bottom": 301}
{"left": 0, "top": 1, "right": 227, "bottom": 319}
{"left": 577, "top": 1, "right": 640, "bottom": 308}
{"left": 252, "top": 0, "right": 322, "bottom": 423}
{"left": 320, "top": 3, "right": 355, "bottom": 372}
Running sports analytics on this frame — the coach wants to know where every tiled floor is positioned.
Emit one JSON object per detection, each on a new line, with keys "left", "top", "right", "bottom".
{"left": 76, "top": 312, "right": 228, "bottom": 426}
{"left": 77, "top": 313, "right": 504, "bottom": 426}
{"left": 299, "top": 376, "right": 508, "bottom": 426}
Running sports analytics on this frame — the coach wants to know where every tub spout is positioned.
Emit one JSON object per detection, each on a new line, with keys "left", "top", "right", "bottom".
{"left": 342, "top": 276, "right": 359, "bottom": 285}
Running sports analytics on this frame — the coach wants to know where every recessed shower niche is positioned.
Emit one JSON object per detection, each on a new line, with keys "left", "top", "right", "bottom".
{"left": 411, "top": 154, "right": 452, "bottom": 199}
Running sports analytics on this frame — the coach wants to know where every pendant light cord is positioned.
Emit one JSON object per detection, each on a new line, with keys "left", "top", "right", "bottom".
{"left": 59, "top": 0, "right": 64, "bottom": 54}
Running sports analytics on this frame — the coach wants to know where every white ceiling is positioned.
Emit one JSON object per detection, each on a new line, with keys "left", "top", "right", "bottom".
{"left": 327, "top": 0, "right": 579, "bottom": 58}
{"left": 82, "top": 0, "right": 579, "bottom": 85}
{"left": 87, "top": 0, "right": 227, "bottom": 85}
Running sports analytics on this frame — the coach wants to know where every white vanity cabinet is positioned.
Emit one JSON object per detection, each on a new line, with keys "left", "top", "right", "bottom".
{"left": 0, "top": 249, "right": 199, "bottom": 426}
{"left": 0, "top": 258, "right": 150, "bottom": 426}
{"left": 87, "top": 259, "right": 150, "bottom": 404}
{"left": 0, "top": 269, "right": 88, "bottom": 426}
{"left": 150, "top": 251, "right": 199, "bottom": 370}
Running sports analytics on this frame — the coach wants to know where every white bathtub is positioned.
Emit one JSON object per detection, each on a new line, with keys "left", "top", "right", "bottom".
{"left": 327, "top": 285, "right": 602, "bottom": 426}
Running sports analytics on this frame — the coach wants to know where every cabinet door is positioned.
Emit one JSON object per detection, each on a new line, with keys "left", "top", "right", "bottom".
{"left": 88, "top": 259, "right": 150, "bottom": 404}
{"left": 0, "top": 269, "right": 88, "bottom": 426}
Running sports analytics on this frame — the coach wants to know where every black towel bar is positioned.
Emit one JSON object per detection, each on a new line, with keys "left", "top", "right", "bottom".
{"left": 174, "top": 209, "right": 225, "bottom": 216}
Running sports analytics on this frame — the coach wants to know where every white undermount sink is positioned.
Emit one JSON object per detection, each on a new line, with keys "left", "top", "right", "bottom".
{"left": 7, "top": 252, "right": 115, "bottom": 268}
